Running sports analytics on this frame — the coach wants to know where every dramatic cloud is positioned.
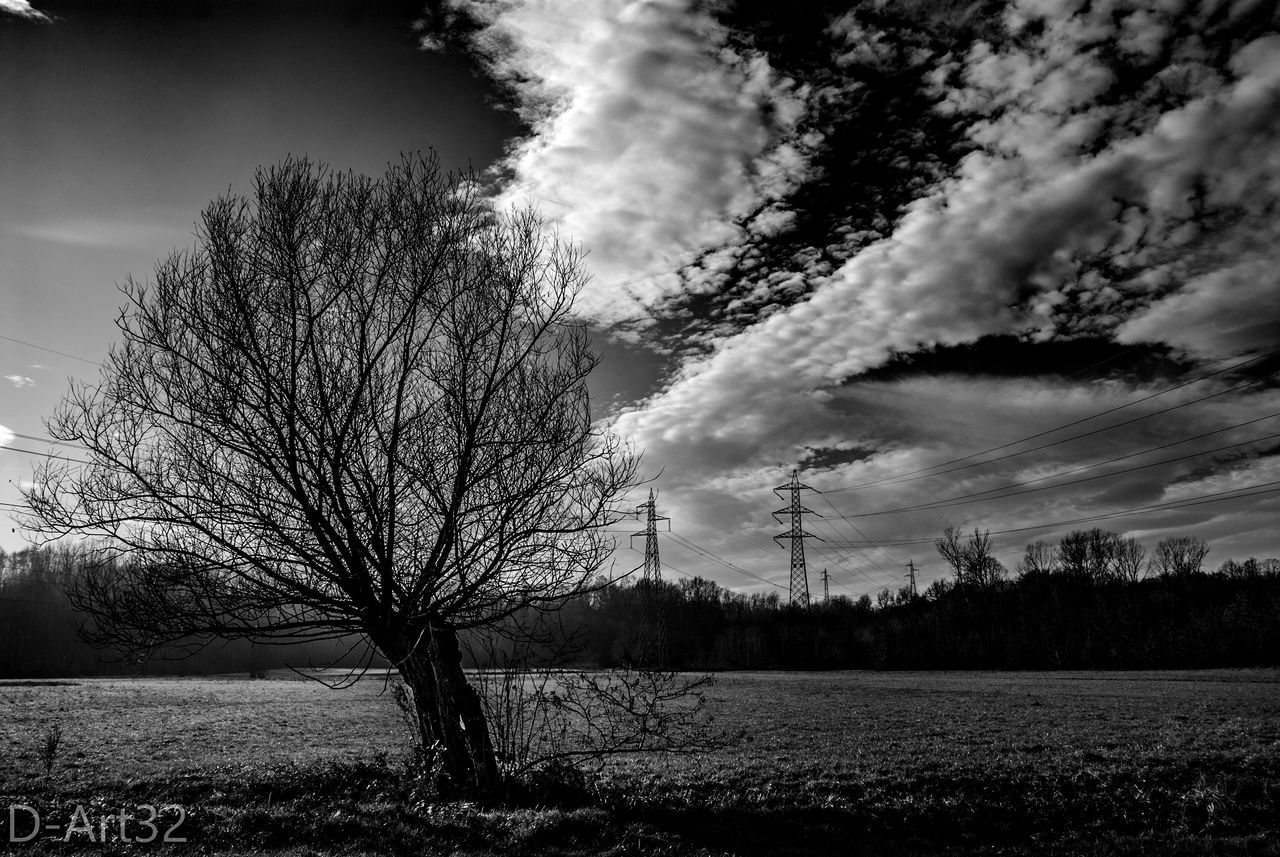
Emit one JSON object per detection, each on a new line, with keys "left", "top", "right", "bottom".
{"left": 432, "top": 0, "right": 809, "bottom": 326}
{"left": 0, "top": 0, "right": 49, "bottom": 22}
{"left": 614, "top": 25, "right": 1280, "bottom": 477}
{"left": 1117, "top": 258, "right": 1280, "bottom": 358}
{"left": 438, "top": 0, "right": 1280, "bottom": 589}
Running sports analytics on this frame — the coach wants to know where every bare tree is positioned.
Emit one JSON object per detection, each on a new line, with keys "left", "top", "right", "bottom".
{"left": 1149, "top": 536, "right": 1211, "bottom": 578}
{"left": 935, "top": 527, "right": 1005, "bottom": 589}
{"left": 1056, "top": 528, "right": 1122, "bottom": 581}
{"left": 21, "top": 153, "right": 640, "bottom": 796}
{"left": 1113, "top": 537, "right": 1146, "bottom": 583}
{"left": 1015, "top": 540, "right": 1058, "bottom": 578}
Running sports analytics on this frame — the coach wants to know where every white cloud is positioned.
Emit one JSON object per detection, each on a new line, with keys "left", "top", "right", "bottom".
{"left": 454, "top": 0, "right": 809, "bottom": 324}
{"left": 434, "top": 0, "right": 1280, "bottom": 590}
{"left": 3, "top": 375, "right": 36, "bottom": 389}
{"left": 599, "top": 9, "right": 1280, "bottom": 593}
{"left": 1116, "top": 258, "right": 1280, "bottom": 358}
{"left": 0, "top": 0, "right": 49, "bottom": 22}
{"left": 12, "top": 217, "right": 189, "bottom": 250}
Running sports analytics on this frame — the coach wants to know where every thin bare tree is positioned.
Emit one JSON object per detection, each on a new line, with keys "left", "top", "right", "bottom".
{"left": 1015, "top": 540, "right": 1058, "bottom": 578}
{"left": 21, "top": 153, "right": 640, "bottom": 796}
{"left": 935, "top": 526, "right": 1005, "bottom": 589}
{"left": 1113, "top": 537, "right": 1146, "bottom": 583}
{"left": 1149, "top": 536, "right": 1211, "bottom": 578}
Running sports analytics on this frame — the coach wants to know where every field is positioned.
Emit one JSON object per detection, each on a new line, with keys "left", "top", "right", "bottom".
{"left": 1, "top": 670, "right": 1278, "bottom": 855}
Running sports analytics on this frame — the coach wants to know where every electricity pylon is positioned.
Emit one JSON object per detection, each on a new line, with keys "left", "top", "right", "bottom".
{"left": 773, "top": 469, "right": 820, "bottom": 608}
{"left": 630, "top": 488, "right": 669, "bottom": 583}
{"left": 906, "top": 559, "right": 918, "bottom": 597}
{"left": 629, "top": 489, "right": 669, "bottom": 665}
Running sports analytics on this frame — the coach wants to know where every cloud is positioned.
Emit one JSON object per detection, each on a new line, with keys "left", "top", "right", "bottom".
{"left": 3, "top": 375, "right": 36, "bottom": 389}
{"left": 613, "top": 13, "right": 1280, "bottom": 474}
{"left": 1116, "top": 258, "right": 1280, "bottom": 358}
{"left": 593, "top": 3, "right": 1280, "bottom": 589}
{"left": 12, "top": 217, "right": 189, "bottom": 250}
{"left": 0, "top": 0, "right": 49, "bottom": 22}
{"left": 431, "top": 0, "right": 1280, "bottom": 589}
{"left": 448, "top": 0, "right": 809, "bottom": 325}
{"left": 0, "top": 424, "right": 12, "bottom": 447}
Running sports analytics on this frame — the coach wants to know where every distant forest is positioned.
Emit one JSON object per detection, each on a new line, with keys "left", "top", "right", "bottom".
{"left": 2, "top": 531, "right": 1278, "bottom": 677}
{"left": 0, "top": 544, "right": 374, "bottom": 678}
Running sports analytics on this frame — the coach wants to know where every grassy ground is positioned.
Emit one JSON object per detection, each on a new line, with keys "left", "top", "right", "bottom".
{"left": 1, "top": 669, "right": 1277, "bottom": 855}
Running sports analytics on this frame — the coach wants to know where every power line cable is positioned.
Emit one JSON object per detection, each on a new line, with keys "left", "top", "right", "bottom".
{"left": 0, "top": 444, "right": 92, "bottom": 465}
{"left": 818, "top": 479, "right": 1280, "bottom": 547}
{"left": 827, "top": 348, "right": 1279, "bottom": 493}
{"left": 3, "top": 430, "right": 85, "bottom": 449}
{"left": 830, "top": 376, "right": 1263, "bottom": 494}
{"left": 665, "top": 530, "right": 787, "bottom": 591}
{"left": 0, "top": 333, "right": 98, "bottom": 365}
{"left": 814, "top": 492, "right": 902, "bottom": 567}
{"left": 838, "top": 429, "right": 1280, "bottom": 518}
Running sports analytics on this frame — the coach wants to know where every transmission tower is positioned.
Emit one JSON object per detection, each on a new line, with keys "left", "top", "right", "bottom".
{"left": 773, "top": 469, "right": 820, "bottom": 608}
{"left": 821, "top": 568, "right": 830, "bottom": 603}
{"left": 630, "top": 489, "right": 669, "bottom": 583}
{"left": 905, "top": 559, "right": 917, "bottom": 597}
{"left": 628, "top": 489, "right": 670, "bottom": 665}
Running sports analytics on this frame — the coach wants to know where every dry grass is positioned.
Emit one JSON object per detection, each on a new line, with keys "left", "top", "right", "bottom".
{"left": 1, "top": 668, "right": 1277, "bottom": 855}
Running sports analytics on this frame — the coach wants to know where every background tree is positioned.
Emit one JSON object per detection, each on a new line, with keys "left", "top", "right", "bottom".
{"left": 1015, "top": 540, "right": 1058, "bottom": 578}
{"left": 936, "top": 527, "right": 1005, "bottom": 589}
{"left": 1150, "top": 536, "right": 1211, "bottom": 578}
{"left": 1056, "top": 528, "right": 1122, "bottom": 582}
{"left": 22, "top": 153, "right": 639, "bottom": 796}
{"left": 1114, "top": 537, "right": 1146, "bottom": 583}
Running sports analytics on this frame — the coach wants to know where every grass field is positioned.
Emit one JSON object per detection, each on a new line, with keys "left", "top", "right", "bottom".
{"left": 1, "top": 669, "right": 1278, "bottom": 855}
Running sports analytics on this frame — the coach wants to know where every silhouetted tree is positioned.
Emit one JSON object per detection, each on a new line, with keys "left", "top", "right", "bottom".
{"left": 22, "top": 153, "right": 639, "bottom": 796}
{"left": 936, "top": 527, "right": 1005, "bottom": 589}
{"left": 1016, "top": 540, "right": 1058, "bottom": 578}
{"left": 1056, "top": 528, "right": 1124, "bottom": 582}
{"left": 1150, "top": 536, "right": 1210, "bottom": 578}
{"left": 1114, "top": 537, "right": 1146, "bottom": 583}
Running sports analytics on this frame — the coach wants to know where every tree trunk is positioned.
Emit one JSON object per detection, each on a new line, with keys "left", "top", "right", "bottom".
{"left": 393, "top": 623, "right": 500, "bottom": 797}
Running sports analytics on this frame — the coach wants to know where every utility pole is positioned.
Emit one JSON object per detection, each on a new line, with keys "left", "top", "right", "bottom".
{"left": 906, "top": 559, "right": 917, "bottom": 597}
{"left": 773, "top": 468, "right": 820, "bottom": 608}
{"left": 821, "top": 568, "right": 830, "bottom": 604}
{"left": 630, "top": 488, "right": 669, "bottom": 583}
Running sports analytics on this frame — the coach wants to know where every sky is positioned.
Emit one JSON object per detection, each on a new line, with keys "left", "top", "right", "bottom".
{"left": 2, "top": 0, "right": 1279, "bottom": 600}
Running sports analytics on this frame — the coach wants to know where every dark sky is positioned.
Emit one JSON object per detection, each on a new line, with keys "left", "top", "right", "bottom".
{"left": 2, "top": 0, "right": 1278, "bottom": 596}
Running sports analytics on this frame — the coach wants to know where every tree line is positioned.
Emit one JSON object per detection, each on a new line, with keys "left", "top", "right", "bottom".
{"left": 4, "top": 527, "right": 1277, "bottom": 676}
{"left": 548, "top": 527, "right": 1280, "bottom": 671}
{"left": 0, "top": 544, "right": 375, "bottom": 678}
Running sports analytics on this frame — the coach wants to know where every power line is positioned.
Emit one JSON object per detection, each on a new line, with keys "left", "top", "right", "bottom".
{"left": 818, "top": 479, "right": 1280, "bottom": 547}
{"left": 803, "top": 515, "right": 896, "bottom": 590}
{"left": 0, "top": 444, "right": 92, "bottom": 465}
{"left": 814, "top": 492, "right": 901, "bottom": 568}
{"left": 665, "top": 530, "right": 787, "bottom": 591}
{"left": 837, "top": 429, "right": 1280, "bottom": 518}
{"left": 4, "top": 430, "right": 85, "bottom": 449}
{"left": 826, "top": 348, "right": 1279, "bottom": 493}
{"left": 0, "top": 332, "right": 98, "bottom": 365}
{"left": 663, "top": 499, "right": 784, "bottom": 559}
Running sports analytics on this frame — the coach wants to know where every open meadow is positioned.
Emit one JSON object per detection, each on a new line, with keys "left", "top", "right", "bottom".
{"left": 1, "top": 669, "right": 1278, "bottom": 855}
